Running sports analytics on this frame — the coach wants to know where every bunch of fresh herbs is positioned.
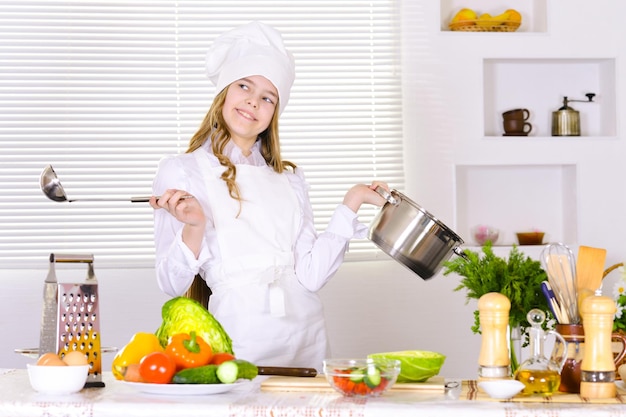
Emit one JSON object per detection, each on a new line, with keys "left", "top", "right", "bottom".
{"left": 443, "top": 241, "right": 552, "bottom": 372}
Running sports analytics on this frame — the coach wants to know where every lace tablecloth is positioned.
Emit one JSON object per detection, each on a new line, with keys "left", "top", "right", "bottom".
{"left": 2, "top": 369, "right": 626, "bottom": 417}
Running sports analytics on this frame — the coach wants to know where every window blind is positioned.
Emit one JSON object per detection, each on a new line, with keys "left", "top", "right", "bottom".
{"left": 0, "top": 0, "right": 404, "bottom": 268}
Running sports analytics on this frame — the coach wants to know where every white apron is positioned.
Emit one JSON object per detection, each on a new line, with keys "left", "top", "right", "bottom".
{"left": 194, "top": 150, "right": 329, "bottom": 370}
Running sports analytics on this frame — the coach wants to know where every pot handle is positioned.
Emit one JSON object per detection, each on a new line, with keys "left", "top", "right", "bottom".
{"left": 374, "top": 186, "right": 398, "bottom": 205}
{"left": 454, "top": 246, "right": 469, "bottom": 261}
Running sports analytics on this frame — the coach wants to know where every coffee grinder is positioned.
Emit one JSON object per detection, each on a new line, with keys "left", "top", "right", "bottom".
{"left": 551, "top": 93, "right": 595, "bottom": 136}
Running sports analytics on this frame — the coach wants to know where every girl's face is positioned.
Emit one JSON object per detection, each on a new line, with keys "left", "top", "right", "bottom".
{"left": 222, "top": 75, "right": 278, "bottom": 149}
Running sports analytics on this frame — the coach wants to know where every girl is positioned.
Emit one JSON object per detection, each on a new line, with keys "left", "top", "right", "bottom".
{"left": 150, "top": 21, "right": 389, "bottom": 370}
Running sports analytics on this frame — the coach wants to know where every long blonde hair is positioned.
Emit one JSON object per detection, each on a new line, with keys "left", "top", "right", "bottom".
{"left": 186, "top": 87, "right": 296, "bottom": 204}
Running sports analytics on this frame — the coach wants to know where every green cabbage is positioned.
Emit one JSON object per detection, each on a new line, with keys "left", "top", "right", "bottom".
{"left": 368, "top": 350, "right": 445, "bottom": 382}
{"left": 155, "top": 296, "right": 234, "bottom": 355}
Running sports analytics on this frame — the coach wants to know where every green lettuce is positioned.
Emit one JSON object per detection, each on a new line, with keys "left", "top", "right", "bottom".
{"left": 368, "top": 350, "right": 445, "bottom": 382}
{"left": 155, "top": 296, "right": 234, "bottom": 354}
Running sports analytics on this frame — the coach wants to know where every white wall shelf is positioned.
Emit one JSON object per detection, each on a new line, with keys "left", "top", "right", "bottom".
{"left": 482, "top": 135, "right": 619, "bottom": 141}
{"left": 454, "top": 164, "right": 578, "bottom": 247}
{"left": 440, "top": 0, "right": 547, "bottom": 33}
{"left": 483, "top": 58, "right": 616, "bottom": 138}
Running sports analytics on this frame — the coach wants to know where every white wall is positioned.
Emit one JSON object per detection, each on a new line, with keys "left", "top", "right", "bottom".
{"left": 397, "top": 0, "right": 626, "bottom": 377}
{"left": 3, "top": 0, "right": 626, "bottom": 382}
{"left": 2, "top": 261, "right": 481, "bottom": 379}
{"left": 3, "top": 268, "right": 169, "bottom": 373}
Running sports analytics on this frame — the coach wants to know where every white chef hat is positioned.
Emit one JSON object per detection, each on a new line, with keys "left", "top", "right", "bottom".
{"left": 205, "top": 21, "right": 295, "bottom": 115}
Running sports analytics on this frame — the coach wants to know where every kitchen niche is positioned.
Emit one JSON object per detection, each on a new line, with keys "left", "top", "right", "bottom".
{"left": 455, "top": 164, "right": 577, "bottom": 247}
{"left": 483, "top": 58, "right": 617, "bottom": 138}
{"left": 440, "top": 0, "right": 547, "bottom": 33}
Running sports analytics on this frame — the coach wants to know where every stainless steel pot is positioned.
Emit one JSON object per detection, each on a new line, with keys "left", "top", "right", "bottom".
{"left": 368, "top": 187, "right": 467, "bottom": 280}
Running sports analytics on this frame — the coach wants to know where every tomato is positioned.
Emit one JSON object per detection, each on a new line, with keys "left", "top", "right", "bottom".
{"left": 139, "top": 352, "right": 176, "bottom": 384}
{"left": 210, "top": 352, "right": 236, "bottom": 365}
{"left": 111, "top": 332, "right": 164, "bottom": 380}
{"left": 331, "top": 367, "right": 390, "bottom": 396}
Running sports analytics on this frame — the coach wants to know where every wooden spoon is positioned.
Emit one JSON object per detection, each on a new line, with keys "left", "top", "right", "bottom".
{"left": 576, "top": 245, "right": 607, "bottom": 294}
{"left": 577, "top": 288, "right": 595, "bottom": 323}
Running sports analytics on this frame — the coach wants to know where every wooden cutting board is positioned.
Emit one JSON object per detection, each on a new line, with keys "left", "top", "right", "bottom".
{"left": 260, "top": 374, "right": 446, "bottom": 392}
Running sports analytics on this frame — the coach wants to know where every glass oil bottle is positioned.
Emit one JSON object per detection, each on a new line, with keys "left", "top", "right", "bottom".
{"left": 514, "top": 309, "right": 567, "bottom": 396}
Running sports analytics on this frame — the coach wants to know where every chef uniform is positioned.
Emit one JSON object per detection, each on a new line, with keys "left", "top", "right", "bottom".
{"left": 152, "top": 22, "right": 368, "bottom": 371}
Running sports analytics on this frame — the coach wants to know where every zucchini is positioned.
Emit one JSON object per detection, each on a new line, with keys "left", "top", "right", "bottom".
{"left": 216, "top": 359, "right": 259, "bottom": 383}
{"left": 172, "top": 364, "right": 220, "bottom": 384}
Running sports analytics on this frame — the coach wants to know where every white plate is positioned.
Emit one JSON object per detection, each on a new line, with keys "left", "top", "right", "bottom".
{"left": 616, "top": 380, "right": 626, "bottom": 391}
{"left": 120, "top": 380, "right": 248, "bottom": 395}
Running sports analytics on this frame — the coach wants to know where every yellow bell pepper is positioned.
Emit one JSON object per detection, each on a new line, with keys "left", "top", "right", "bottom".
{"left": 111, "top": 332, "right": 164, "bottom": 380}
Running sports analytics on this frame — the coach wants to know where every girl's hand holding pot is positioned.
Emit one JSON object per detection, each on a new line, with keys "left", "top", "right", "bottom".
{"left": 343, "top": 181, "right": 389, "bottom": 213}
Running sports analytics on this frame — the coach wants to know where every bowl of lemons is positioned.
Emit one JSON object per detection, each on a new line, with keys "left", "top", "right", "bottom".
{"left": 449, "top": 8, "right": 522, "bottom": 32}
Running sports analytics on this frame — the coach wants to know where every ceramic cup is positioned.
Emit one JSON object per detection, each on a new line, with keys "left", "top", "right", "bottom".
{"left": 503, "top": 108, "right": 530, "bottom": 121}
{"left": 503, "top": 118, "right": 532, "bottom": 134}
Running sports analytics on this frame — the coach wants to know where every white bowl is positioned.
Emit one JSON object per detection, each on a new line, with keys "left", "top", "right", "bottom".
{"left": 478, "top": 379, "right": 524, "bottom": 399}
{"left": 27, "top": 364, "right": 89, "bottom": 395}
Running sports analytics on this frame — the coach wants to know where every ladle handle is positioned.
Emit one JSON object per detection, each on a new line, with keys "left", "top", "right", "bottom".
{"left": 131, "top": 195, "right": 194, "bottom": 203}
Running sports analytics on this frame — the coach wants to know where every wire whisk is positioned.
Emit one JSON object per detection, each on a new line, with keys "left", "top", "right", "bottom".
{"left": 540, "top": 243, "right": 579, "bottom": 324}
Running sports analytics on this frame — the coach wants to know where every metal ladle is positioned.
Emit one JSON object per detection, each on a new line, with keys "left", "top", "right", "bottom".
{"left": 40, "top": 165, "right": 188, "bottom": 203}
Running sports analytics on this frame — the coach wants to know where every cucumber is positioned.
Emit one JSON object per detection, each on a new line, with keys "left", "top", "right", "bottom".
{"left": 364, "top": 365, "right": 382, "bottom": 388}
{"left": 216, "top": 359, "right": 259, "bottom": 383}
{"left": 172, "top": 364, "right": 220, "bottom": 384}
{"left": 349, "top": 368, "right": 365, "bottom": 383}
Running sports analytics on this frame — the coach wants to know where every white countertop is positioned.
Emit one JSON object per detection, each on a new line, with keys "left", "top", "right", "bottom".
{"left": 2, "top": 369, "right": 626, "bottom": 417}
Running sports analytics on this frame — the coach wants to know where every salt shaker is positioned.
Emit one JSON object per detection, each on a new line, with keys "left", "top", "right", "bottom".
{"left": 580, "top": 295, "right": 617, "bottom": 399}
{"left": 478, "top": 292, "right": 511, "bottom": 379}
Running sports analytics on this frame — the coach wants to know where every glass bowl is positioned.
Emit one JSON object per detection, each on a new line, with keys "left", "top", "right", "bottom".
{"left": 471, "top": 225, "right": 500, "bottom": 246}
{"left": 323, "top": 358, "right": 400, "bottom": 397}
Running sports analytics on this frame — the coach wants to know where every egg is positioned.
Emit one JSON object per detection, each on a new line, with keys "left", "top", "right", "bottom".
{"left": 36, "top": 352, "right": 67, "bottom": 366}
{"left": 62, "top": 350, "right": 89, "bottom": 366}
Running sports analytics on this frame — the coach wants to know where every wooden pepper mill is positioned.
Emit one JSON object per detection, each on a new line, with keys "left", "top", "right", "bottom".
{"left": 580, "top": 295, "right": 617, "bottom": 399}
{"left": 478, "top": 292, "right": 511, "bottom": 379}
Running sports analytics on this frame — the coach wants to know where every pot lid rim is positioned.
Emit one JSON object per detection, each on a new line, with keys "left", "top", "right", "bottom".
{"left": 390, "top": 189, "right": 465, "bottom": 244}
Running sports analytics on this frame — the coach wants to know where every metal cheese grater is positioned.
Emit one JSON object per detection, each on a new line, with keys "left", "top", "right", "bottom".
{"left": 39, "top": 253, "right": 105, "bottom": 388}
